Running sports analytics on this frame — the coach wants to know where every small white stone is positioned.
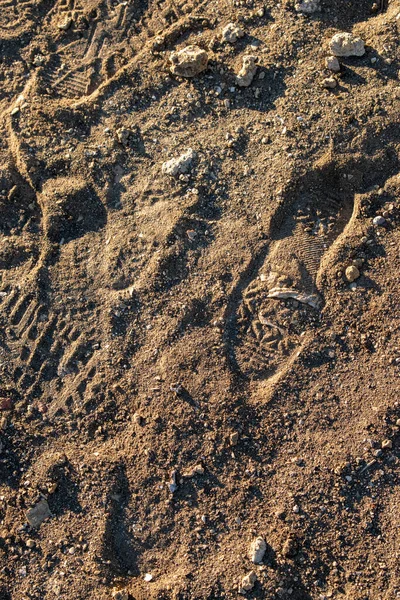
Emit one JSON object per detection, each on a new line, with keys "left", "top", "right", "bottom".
{"left": 169, "top": 45, "right": 208, "bottom": 77}
{"left": 162, "top": 149, "right": 196, "bottom": 177}
{"left": 239, "top": 571, "right": 257, "bottom": 594}
{"left": 221, "top": 22, "right": 244, "bottom": 44}
{"left": 236, "top": 55, "right": 257, "bottom": 87}
{"left": 295, "top": 0, "right": 320, "bottom": 14}
{"left": 249, "top": 536, "right": 266, "bottom": 563}
{"left": 329, "top": 32, "right": 365, "bottom": 57}
{"left": 325, "top": 56, "right": 340, "bottom": 72}
{"left": 144, "top": 573, "right": 153, "bottom": 582}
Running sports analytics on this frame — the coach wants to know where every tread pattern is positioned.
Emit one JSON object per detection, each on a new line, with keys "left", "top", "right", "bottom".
{"left": 231, "top": 183, "right": 354, "bottom": 380}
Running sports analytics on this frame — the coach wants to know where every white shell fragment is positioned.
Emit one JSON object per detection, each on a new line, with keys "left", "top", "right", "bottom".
{"left": 267, "top": 287, "right": 322, "bottom": 309}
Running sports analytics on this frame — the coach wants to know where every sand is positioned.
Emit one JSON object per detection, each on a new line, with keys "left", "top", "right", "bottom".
{"left": 0, "top": 0, "right": 399, "bottom": 598}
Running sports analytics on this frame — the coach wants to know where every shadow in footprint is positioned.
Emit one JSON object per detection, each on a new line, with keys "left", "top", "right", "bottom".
{"left": 102, "top": 463, "right": 143, "bottom": 577}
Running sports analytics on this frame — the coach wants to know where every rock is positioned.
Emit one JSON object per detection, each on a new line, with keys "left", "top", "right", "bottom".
{"left": 373, "top": 215, "right": 386, "bottom": 226}
{"left": 0, "top": 397, "right": 12, "bottom": 411}
{"left": 169, "top": 45, "right": 208, "bottom": 77}
{"left": 238, "top": 571, "right": 257, "bottom": 595}
{"left": 221, "top": 23, "right": 244, "bottom": 43}
{"left": 249, "top": 536, "right": 266, "bottom": 563}
{"left": 111, "top": 589, "right": 129, "bottom": 600}
{"left": 26, "top": 498, "right": 51, "bottom": 529}
{"left": 26, "top": 539, "right": 35, "bottom": 549}
{"left": 345, "top": 265, "right": 360, "bottom": 282}
{"left": 230, "top": 431, "right": 239, "bottom": 445}
{"left": 382, "top": 439, "right": 392, "bottom": 449}
{"left": 116, "top": 128, "right": 131, "bottom": 146}
{"left": 236, "top": 55, "right": 257, "bottom": 87}
{"left": 295, "top": 0, "right": 320, "bottom": 14}
{"left": 325, "top": 56, "right": 340, "bottom": 72}
{"left": 323, "top": 77, "right": 337, "bottom": 89}
{"left": 58, "top": 17, "right": 72, "bottom": 30}
{"left": 329, "top": 32, "right": 365, "bottom": 57}
{"left": 162, "top": 149, "right": 196, "bottom": 177}
{"left": 144, "top": 573, "right": 153, "bottom": 582}
{"left": 169, "top": 469, "right": 178, "bottom": 493}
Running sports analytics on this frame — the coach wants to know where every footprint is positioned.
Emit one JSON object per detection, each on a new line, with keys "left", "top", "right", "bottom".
{"left": 228, "top": 161, "right": 355, "bottom": 380}
{"left": 38, "top": 0, "right": 211, "bottom": 103}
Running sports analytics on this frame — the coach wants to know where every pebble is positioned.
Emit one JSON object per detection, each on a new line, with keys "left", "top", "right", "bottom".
{"left": 26, "top": 539, "right": 35, "bottom": 549}
{"left": 230, "top": 431, "right": 239, "bottom": 445}
{"left": 221, "top": 23, "right": 244, "bottom": 44}
{"left": 295, "top": 0, "right": 320, "bottom": 14}
{"left": 169, "top": 470, "right": 178, "bottom": 493}
{"left": 169, "top": 45, "right": 208, "bottom": 78}
{"left": 325, "top": 56, "right": 340, "bottom": 72}
{"left": 292, "top": 504, "right": 300, "bottom": 514}
{"left": 382, "top": 439, "right": 392, "bottom": 450}
{"left": 323, "top": 77, "right": 337, "bottom": 89}
{"left": 238, "top": 571, "right": 257, "bottom": 595}
{"left": 116, "top": 128, "right": 131, "bottom": 146}
{"left": 144, "top": 573, "right": 153, "bottom": 582}
{"left": 26, "top": 498, "right": 51, "bottom": 529}
{"left": 162, "top": 149, "right": 196, "bottom": 177}
{"left": 236, "top": 55, "right": 257, "bottom": 87}
{"left": 329, "top": 32, "right": 365, "bottom": 57}
{"left": 249, "top": 536, "right": 266, "bottom": 563}
{"left": 345, "top": 265, "right": 360, "bottom": 282}
{"left": 373, "top": 215, "right": 386, "bottom": 226}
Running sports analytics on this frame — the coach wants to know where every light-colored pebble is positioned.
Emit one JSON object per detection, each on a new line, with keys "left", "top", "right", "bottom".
{"left": 169, "top": 45, "right": 208, "bottom": 78}
{"left": 162, "top": 149, "right": 196, "bottom": 177}
{"left": 382, "top": 439, "right": 392, "bottom": 449}
{"left": 345, "top": 265, "right": 360, "bottom": 282}
{"left": 221, "top": 23, "right": 244, "bottom": 44}
{"left": 329, "top": 32, "right": 365, "bottom": 57}
{"left": 373, "top": 215, "right": 386, "bottom": 226}
{"left": 295, "top": 0, "right": 320, "bottom": 14}
{"left": 238, "top": 571, "right": 257, "bottom": 595}
{"left": 323, "top": 77, "right": 337, "bottom": 89}
{"left": 236, "top": 55, "right": 257, "bottom": 87}
{"left": 325, "top": 56, "right": 340, "bottom": 72}
{"left": 249, "top": 536, "right": 266, "bottom": 563}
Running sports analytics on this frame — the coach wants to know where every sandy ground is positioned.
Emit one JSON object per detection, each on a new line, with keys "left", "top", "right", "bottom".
{"left": 0, "top": 0, "right": 400, "bottom": 598}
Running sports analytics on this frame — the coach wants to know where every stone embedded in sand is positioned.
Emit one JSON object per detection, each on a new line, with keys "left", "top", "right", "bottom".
{"left": 249, "top": 536, "right": 267, "bottom": 563}
{"left": 169, "top": 45, "right": 208, "bottom": 78}
{"left": 238, "top": 571, "right": 257, "bottom": 595}
{"left": 116, "top": 127, "right": 131, "bottom": 146}
{"left": 221, "top": 22, "right": 244, "bottom": 43}
{"left": 162, "top": 148, "right": 196, "bottom": 177}
{"left": 295, "top": 0, "right": 320, "bottom": 14}
{"left": 26, "top": 498, "right": 51, "bottom": 529}
{"left": 236, "top": 55, "right": 257, "bottom": 87}
{"left": 329, "top": 32, "right": 365, "bottom": 57}
{"left": 323, "top": 76, "right": 337, "bottom": 89}
{"left": 325, "top": 55, "right": 340, "bottom": 72}
{"left": 345, "top": 265, "right": 360, "bottom": 282}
